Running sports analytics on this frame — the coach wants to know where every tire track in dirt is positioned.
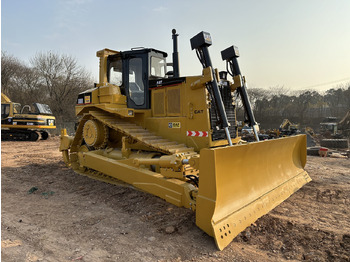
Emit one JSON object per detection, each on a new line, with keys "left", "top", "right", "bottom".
{"left": 2, "top": 138, "right": 350, "bottom": 261}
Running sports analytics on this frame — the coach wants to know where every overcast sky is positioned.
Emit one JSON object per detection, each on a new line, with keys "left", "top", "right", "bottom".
{"left": 2, "top": 0, "right": 350, "bottom": 92}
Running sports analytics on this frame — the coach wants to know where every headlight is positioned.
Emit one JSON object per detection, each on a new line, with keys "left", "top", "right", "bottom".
{"left": 47, "top": 119, "right": 55, "bottom": 126}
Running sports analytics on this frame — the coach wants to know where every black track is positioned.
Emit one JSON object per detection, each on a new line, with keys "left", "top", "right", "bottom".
{"left": 1, "top": 129, "right": 44, "bottom": 141}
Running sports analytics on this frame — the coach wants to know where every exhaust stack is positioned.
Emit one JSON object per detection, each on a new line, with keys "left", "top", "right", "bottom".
{"left": 172, "top": 29, "right": 180, "bottom": 78}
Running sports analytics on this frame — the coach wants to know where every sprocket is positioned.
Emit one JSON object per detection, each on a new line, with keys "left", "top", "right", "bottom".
{"left": 82, "top": 119, "right": 109, "bottom": 149}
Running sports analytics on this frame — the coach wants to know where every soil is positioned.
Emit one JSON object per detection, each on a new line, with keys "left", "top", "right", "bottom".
{"left": 1, "top": 138, "right": 350, "bottom": 262}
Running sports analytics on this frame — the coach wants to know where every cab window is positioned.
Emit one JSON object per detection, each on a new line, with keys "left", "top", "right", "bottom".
{"left": 150, "top": 56, "right": 166, "bottom": 78}
{"left": 13, "top": 103, "right": 21, "bottom": 114}
{"left": 1, "top": 104, "right": 10, "bottom": 119}
{"left": 109, "top": 59, "right": 123, "bottom": 86}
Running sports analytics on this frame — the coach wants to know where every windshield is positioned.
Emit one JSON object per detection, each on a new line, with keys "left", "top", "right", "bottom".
{"left": 34, "top": 103, "right": 53, "bottom": 114}
{"left": 150, "top": 56, "right": 166, "bottom": 78}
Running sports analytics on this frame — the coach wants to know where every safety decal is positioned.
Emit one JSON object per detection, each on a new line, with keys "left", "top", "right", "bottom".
{"left": 84, "top": 95, "right": 91, "bottom": 104}
{"left": 187, "top": 131, "right": 208, "bottom": 137}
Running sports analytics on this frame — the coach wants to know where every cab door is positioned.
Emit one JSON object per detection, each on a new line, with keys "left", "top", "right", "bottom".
{"left": 124, "top": 53, "right": 150, "bottom": 109}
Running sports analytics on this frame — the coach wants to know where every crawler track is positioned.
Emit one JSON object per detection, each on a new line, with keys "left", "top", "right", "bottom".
{"left": 66, "top": 110, "right": 197, "bottom": 184}
{"left": 71, "top": 110, "right": 196, "bottom": 155}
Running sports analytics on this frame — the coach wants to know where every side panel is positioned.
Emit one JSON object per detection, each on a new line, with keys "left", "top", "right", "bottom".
{"left": 146, "top": 78, "right": 213, "bottom": 151}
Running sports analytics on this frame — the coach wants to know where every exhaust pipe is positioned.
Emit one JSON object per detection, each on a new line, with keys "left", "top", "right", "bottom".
{"left": 172, "top": 29, "right": 180, "bottom": 78}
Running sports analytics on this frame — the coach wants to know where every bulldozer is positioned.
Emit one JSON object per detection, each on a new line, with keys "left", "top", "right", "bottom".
{"left": 60, "top": 30, "right": 311, "bottom": 250}
{"left": 1, "top": 93, "right": 56, "bottom": 141}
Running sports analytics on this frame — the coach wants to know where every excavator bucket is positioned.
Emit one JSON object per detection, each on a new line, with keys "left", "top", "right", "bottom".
{"left": 196, "top": 134, "right": 311, "bottom": 250}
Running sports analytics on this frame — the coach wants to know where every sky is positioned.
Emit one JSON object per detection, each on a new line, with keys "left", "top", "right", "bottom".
{"left": 2, "top": 0, "right": 350, "bottom": 92}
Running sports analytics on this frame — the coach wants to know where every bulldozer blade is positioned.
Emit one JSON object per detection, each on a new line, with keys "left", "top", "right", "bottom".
{"left": 196, "top": 134, "right": 311, "bottom": 250}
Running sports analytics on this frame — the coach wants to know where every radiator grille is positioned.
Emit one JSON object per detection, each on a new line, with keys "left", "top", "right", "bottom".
{"left": 153, "top": 92, "right": 165, "bottom": 116}
{"left": 167, "top": 88, "right": 181, "bottom": 115}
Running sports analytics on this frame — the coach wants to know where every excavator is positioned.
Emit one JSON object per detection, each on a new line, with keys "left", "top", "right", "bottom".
{"left": 60, "top": 30, "right": 311, "bottom": 250}
{"left": 279, "top": 119, "right": 300, "bottom": 135}
{"left": 1, "top": 93, "right": 56, "bottom": 141}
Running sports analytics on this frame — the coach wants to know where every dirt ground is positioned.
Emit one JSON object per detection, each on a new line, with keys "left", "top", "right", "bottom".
{"left": 1, "top": 138, "right": 350, "bottom": 262}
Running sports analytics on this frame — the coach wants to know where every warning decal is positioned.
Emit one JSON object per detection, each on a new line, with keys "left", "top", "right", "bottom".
{"left": 187, "top": 131, "right": 208, "bottom": 137}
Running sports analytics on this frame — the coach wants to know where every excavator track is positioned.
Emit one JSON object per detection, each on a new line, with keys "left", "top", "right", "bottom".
{"left": 1, "top": 129, "right": 40, "bottom": 141}
{"left": 77, "top": 110, "right": 196, "bottom": 155}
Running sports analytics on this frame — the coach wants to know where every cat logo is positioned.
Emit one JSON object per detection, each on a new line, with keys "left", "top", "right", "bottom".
{"left": 168, "top": 122, "right": 181, "bottom": 128}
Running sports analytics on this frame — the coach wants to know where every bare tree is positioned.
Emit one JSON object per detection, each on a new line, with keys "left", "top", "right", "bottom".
{"left": 267, "top": 85, "right": 290, "bottom": 98}
{"left": 30, "top": 52, "right": 93, "bottom": 121}
{"left": 1, "top": 52, "right": 43, "bottom": 105}
{"left": 1, "top": 52, "right": 22, "bottom": 96}
{"left": 246, "top": 88, "right": 267, "bottom": 110}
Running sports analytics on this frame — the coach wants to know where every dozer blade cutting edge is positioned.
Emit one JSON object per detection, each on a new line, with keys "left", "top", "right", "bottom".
{"left": 196, "top": 134, "right": 311, "bottom": 250}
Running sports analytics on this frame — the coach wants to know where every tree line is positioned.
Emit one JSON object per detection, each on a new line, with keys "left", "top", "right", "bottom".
{"left": 238, "top": 85, "right": 350, "bottom": 130}
{"left": 2, "top": 51, "right": 349, "bottom": 133}
{"left": 1, "top": 52, "right": 93, "bottom": 133}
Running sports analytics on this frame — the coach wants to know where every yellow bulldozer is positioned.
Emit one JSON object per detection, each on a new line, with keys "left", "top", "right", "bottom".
{"left": 1, "top": 93, "right": 56, "bottom": 141}
{"left": 60, "top": 30, "right": 311, "bottom": 250}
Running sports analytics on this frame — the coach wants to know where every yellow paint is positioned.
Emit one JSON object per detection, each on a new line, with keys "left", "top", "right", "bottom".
{"left": 1, "top": 93, "right": 56, "bottom": 133}
{"left": 60, "top": 47, "right": 310, "bottom": 251}
{"left": 196, "top": 135, "right": 311, "bottom": 250}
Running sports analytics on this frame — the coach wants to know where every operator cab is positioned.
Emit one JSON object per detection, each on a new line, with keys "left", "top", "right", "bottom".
{"left": 107, "top": 48, "right": 168, "bottom": 109}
